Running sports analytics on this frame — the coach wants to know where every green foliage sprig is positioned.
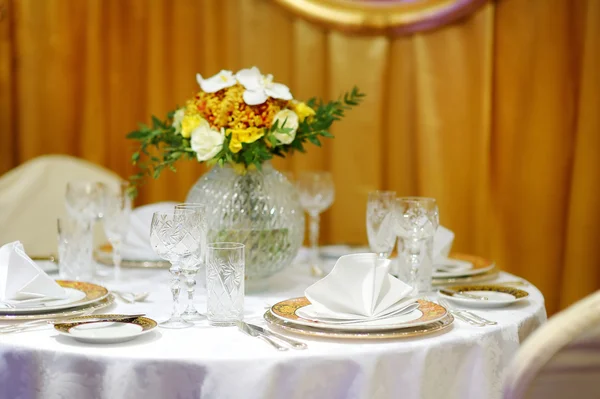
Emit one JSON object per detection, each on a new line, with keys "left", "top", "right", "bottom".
{"left": 126, "top": 87, "right": 365, "bottom": 197}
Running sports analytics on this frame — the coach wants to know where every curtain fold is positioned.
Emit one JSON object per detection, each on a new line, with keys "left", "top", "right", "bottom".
{"left": 1, "top": 0, "right": 598, "bottom": 313}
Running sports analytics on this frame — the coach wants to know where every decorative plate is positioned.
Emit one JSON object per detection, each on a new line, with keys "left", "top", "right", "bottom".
{"left": 0, "top": 294, "right": 115, "bottom": 321}
{"left": 0, "top": 281, "right": 110, "bottom": 315}
{"left": 95, "top": 245, "right": 170, "bottom": 269}
{"left": 264, "top": 310, "right": 454, "bottom": 339}
{"left": 270, "top": 297, "right": 447, "bottom": 331}
{"left": 438, "top": 284, "right": 529, "bottom": 308}
{"left": 54, "top": 315, "right": 157, "bottom": 344}
{"left": 432, "top": 268, "right": 499, "bottom": 286}
{"left": 433, "top": 253, "right": 496, "bottom": 278}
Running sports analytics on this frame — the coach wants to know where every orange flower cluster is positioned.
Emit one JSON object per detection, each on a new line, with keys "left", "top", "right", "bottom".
{"left": 188, "top": 84, "right": 290, "bottom": 131}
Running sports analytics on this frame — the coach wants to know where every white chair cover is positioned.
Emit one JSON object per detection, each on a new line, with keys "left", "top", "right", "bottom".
{"left": 0, "top": 155, "right": 121, "bottom": 255}
{"left": 503, "top": 290, "right": 600, "bottom": 399}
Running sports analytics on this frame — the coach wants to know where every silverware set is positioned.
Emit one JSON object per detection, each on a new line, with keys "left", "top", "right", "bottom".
{"left": 237, "top": 321, "right": 307, "bottom": 351}
{"left": 0, "top": 313, "right": 144, "bottom": 334}
{"left": 438, "top": 298, "right": 496, "bottom": 327}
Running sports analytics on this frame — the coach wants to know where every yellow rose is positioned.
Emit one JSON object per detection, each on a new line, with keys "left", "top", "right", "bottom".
{"left": 292, "top": 101, "right": 316, "bottom": 122}
{"left": 181, "top": 114, "right": 204, "bottom": 138}
{"left": 227, "top": 127, "right": 265, "bottom": 153}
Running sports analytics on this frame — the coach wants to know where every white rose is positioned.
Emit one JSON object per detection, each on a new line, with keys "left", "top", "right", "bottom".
{"left": 190, "top": 120, "right": 225, "bottom": 161}
{"left": 172, "top": 108, "right": 185, "bottom": 135}
{"left": 272, "top": 109, "right": 299, "bottom": 145}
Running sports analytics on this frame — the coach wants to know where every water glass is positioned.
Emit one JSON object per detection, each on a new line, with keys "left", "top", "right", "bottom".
{"left": 393, "top": 197, "right": 439, "bottom": 293}
{"left": 366, "top": 191, "right": 397, "bottom": 258}
{"left": 206, "top": 242, "right": 245, "bottom": 326}
{"left": 57, "top": 218, "right": 93, "bottom": 281}
{"left": 65, "top": 181, "right": 105, "bottom": 276}
{"left": 295, "top": 171, "right": 335, "bottom": 276}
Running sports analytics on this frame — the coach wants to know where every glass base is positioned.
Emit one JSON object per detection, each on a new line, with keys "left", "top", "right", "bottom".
{"left": 182, "top": 309, "right": 206, "bottom": 322}
{"left": 208, "top": 320, "right": 238, "bottom": 327}
{"left": 159, "top": 316, "right": 193, "bottom": 329}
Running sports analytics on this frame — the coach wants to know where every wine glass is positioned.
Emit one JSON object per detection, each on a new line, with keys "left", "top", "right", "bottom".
{"left": 366, "top": 191, "right": 397, "bottom": 258}
{"left": 393, "top": 197, "right": 439, "bottom": 293}
{"left": 102, "top": 181, "right": 132, "bottom": 282}
{"left": 65, "top": 181, "right": 106, "bottom": 222}
{"left": 150, "top": 211, "right": 193, "bottom": 329}
{"left": 296, "top": 171, "right": 335, "bottom": 276}
{"left": 174, "top": 203, "right": 207, "bottom": 321}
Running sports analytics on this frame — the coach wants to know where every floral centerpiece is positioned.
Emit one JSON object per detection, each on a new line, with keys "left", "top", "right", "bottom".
{"left": 127, "top": 67, "right": 363, "bottom": 286}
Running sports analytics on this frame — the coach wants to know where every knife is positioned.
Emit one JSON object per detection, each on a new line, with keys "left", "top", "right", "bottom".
{"left": 236, "top": 321, "right": 288, "bottom": 351}
{"left": 51, "top": 314, "right": 145, "bottom": 326}
{"left": 246, "top": 322, "right": 307, "bottom": 350}
{"left": 439, "top": 289, "right": 488, "bottom": 301}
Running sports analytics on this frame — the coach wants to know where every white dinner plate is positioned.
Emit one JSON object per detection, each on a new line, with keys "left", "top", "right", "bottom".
{"left": 0, "top": 281, "right": 110, "bottom": 315}
{"left": 270, "top": 297, "right": 448, "bottom": 331}
{"left": 438, "top": 284, "right": 530, "bottom": 308}
{"left": 54, "top": 316, "right": 157, "bottom": 344}
{"left": 432, "top": 253, "right": 496, "bottom": 278}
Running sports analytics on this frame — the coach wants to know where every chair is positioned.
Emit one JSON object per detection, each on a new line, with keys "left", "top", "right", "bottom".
{"left": 503, "top": 290, "right": 600, "bottom": 399}
{"left": 0, "top": 155, "right": 121, "bottom": 255}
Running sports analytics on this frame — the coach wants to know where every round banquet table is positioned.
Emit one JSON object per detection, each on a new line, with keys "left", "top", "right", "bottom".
{"left": 0, "top": 258, "right": 546, "bottom": 399}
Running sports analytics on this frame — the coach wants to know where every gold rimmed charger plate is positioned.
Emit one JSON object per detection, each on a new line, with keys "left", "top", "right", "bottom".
{"left": 0, "top": 280, "right": 110, "bottom": 315}
{"left": 0, "top": 294, "right": 115, "bottom": 321}
{"left": 264, "top": 310, "right": 454, "bottom": 339}
{"left": 432, "top": 268, "right": 499, "bottom": 286}
{"left": 95, "top": 245, "right": 170, "bottom": 269}
{"left": 433, "top": 253, "right": 496, "bottom": 279}
{"left": 270, "top": 297, "right": 448, "bottom": 331}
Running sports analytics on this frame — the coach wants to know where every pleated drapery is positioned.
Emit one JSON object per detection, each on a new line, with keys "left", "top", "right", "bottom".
{"left": 1, "top": 0, "right": 599, "bottom": 314}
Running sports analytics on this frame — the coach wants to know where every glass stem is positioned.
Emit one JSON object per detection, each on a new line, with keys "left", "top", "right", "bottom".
{"left": 309, "top": 212, "right": 320, "bottom": 267}
{"left": 407, "top": 238, "right": 422, "bottom": 289}
{"left": 169, "top": 262, "right": 182, "bottom": 318}
{"left": 184, "top": 269, "right": 197, "bottom": 314}
{"left": 112, "top": 240, "right": 122, "bottom": 282}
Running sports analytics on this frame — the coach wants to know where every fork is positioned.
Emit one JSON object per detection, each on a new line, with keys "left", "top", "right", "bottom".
{"left": 0, "top": 309, "right": 97, "bottom": 334}
{"left": 439, "top": 298, "right": 497, "bottom": 326}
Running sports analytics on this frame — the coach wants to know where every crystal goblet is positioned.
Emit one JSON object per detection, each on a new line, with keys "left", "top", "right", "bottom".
{"left": 393, "top": 197, "right": 439, "bottom": 293}
{"left": 102, "top": 181, "right": 132, "bottom": 283}
{"left": 174, "top": 203, "right": 207, "bottom": 321}
{"left": 366, "top": 191, "right": 397, "bottom": 259}
{"left": 296, "top": 171, "right": 335, "bottom": 277}
{"left": 150, "top": 211, "right": 193, "bottom": 329}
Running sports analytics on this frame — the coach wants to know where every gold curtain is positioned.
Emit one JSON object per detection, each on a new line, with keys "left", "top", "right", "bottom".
{"left": 1, "top": 0, "right": 598, "bottom": 314}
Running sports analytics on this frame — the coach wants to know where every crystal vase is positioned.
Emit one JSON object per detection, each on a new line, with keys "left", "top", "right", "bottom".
{"left": 186, "top": 162, "right": 304, "bottom": 290}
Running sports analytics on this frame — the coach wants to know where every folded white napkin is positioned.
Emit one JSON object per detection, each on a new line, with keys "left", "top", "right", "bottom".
{"left": 433, "top": 226, "right": 455, "bottom": 258}
{"left": 301, "top": 253, "right": 416, "bottom": 321}
{"left": 121, "top": 202, "right": 178, "bottom": 260}
{"left": 0, "top": 241, "right": 67, "bottom": 301}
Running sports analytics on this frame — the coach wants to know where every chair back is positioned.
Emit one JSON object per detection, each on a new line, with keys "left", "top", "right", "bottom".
{"left": 504, "top": 290, "right": 600, "bottom": 399}
{"left": 0, "top": 155, "right": 121, "bottom": 255}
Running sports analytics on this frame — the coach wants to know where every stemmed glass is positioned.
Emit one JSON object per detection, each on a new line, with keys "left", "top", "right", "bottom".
{"left": 393, "top": 197, "right": 439, "bottom": 293}
{"left": 150, "top": 211, "right": 195, "bottom": 329}
{"left": 366, "top": 191, "right": 397, "bottom": 259}
{"left": 296, "top": 171, "right": 335, "bottom": 276}
{"left": 102, "top": 181, "right": 132, "bottom": 282}
{"left": 174, "top": 203, "right": 207, "bottom": 321}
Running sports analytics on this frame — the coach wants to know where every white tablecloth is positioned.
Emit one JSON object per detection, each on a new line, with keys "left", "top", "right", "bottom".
{"left": 0, "top": 260, "right": 546, "bottom": 399}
